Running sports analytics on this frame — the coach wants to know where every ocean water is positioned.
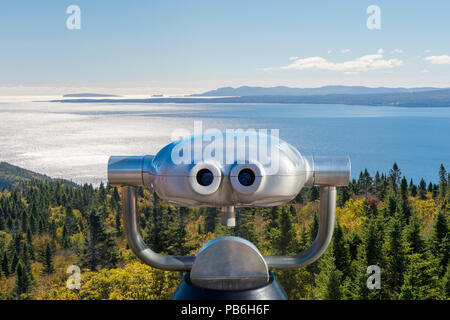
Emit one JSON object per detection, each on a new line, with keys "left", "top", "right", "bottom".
{"left": 0, "top": 98, "right": 449, "bottom": 185}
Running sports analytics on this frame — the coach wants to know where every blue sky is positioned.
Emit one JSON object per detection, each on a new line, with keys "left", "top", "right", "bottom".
{"left": 1, "top": 0, "right": 449, "bottom": 95}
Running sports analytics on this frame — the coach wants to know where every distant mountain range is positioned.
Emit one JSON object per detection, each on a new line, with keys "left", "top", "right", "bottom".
{"left": 63, "top": 93, "right": 121, "bottom": 98}
{"left": 191, "top": 85, "right": 442, "bottom": 97}
{"left": 53, "top": 87, "right": 450, "bottom": 108}
{"left": 0, "top": 162, "right": 74, "bottom": 188}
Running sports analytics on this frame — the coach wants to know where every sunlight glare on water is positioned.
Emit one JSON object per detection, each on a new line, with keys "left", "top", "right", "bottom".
{"left": 0, "top": 98, "right": 449, "bottom": 185}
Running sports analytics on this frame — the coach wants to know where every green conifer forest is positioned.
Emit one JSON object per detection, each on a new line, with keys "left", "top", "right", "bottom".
{"left": 0, "top": 163, "right": 448, "bottom": 300}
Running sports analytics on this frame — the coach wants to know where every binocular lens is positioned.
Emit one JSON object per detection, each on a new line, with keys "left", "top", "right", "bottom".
{"left": 196, "top": 169, "right": 214, "bottom": 186}
{"left": 238, "top": 169, "right": 255, "bottom": 186}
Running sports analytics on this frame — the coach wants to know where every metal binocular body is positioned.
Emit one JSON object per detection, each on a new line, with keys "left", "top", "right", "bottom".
{"left": 108, "top": 131, "right": 350, "bottom": 291}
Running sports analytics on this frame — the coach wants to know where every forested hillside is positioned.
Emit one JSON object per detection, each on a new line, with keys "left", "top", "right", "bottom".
{"left": 0, "top": 163, "right": 448, "bottom": 300}
{"left": 0, "top": 162, "right": 52, "bottom": 188}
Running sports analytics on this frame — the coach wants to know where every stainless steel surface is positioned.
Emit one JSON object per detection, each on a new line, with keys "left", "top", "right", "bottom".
{"left": 108, "top": 132, "right": 350, "bottom": 274}
{"left": 142, "top": 155, "right": 155, "bottom": 186}
{"left": 108, "top": 156, "right": 144, "bottom": 186}
{"left": 220, "top": 206, "right": 236, "bottom": 226}
{"left": 310, "top": 156, "right": 351, "bottom": 186}
{"left": 264, "top": 186, "right": 336, "bottom": 269}
{"left": 122, "top": 186, "right": 194, "bottom": 271}
{"left": 110, "top": 132, "right": 313, "bottom": 207}
{"left": 190, "top": 236, "right": 269, "bottom": 290}
{"left": 108, "top": 134, "right": 350, "bottom": 207}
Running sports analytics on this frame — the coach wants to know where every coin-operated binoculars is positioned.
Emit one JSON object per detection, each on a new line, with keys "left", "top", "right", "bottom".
{"left": 108, "top": 131, "right": 350, "bottom": 300}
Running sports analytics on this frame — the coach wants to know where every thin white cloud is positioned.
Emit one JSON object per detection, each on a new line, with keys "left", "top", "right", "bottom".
{"left": 272, "top": 52, "right": 403, "bottom": 73}
{"left": 289, "top": 56, "right": 299, "bottom": 61}
{"left": 327, "top": 49, "right": 333, "bottom": 54}
{"left": 391, "top": 49, "right": 403, "bottom": 54}
{"left": 424, "top": 55, "right": 450, "bottom": 64}
{"left": 341, "top": 49, "right": 351, "bottom": 54}
{"left": 377, "top": 48, "right": 384, "bottom": 54}
{"left": 422, "top": 69, "right": 430, "bottom": 73}
{"left": 424, "top": 49, "right": 431, "bottom": 53}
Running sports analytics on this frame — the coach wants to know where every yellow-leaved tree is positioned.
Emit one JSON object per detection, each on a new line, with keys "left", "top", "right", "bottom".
{"left": 36, "top": 262, "right": 180, "bottom": 300}
{"left": 336, "top": 198, "right": 368, "bottom": 234}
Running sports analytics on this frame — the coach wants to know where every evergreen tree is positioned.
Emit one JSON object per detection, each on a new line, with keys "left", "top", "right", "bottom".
{"left": 79, "top": 209, "right": 120, "bottom": 270}
{"left": 314, "top": 249, "right": 343, "bottom": 300}
{"left": 1, "top": 251, "right": 9, "bottom": 277}
{"left": 378, "top": 178, "right": 388, "bottom": 201}
{"left": 347, "top": 231, "right": 361, "bottom": 261}
{"left": 410, "top": 184, "right": 417, "bottom": 198}
{"left": 25, "top": 228, "right": 35, "bottom": 260}
{"left": 11, "top": 252, "right": 19, "bottom": 273}
{"left": 204, "top": 207, "right": 218, "bottom": 234}
{"left": 20, "top": 211, "right": 29, "bottom": 234}
{"left": 21, "top": 242, "right": 32, "bottom": 276}
{"left": 115, "top": 208, "right": 122, "bottom": 236}
{"left": 399, "top": 253, "right": 440, "bottom": 300}
{"left": 442, "top": 265, "right": 450, "bottom": 299}
{"left": 360, "top": 218, "right": 384, "bottom": 266}
{"left": 337, "top": 187, "right": 350, "bottom": 207}
{"left": 42, "top": 242, "right": 54, "bottom": 275}
{"left": 359, "top": 169, "right": 372, "bottom": 198}
{"left": 310, "top": 186, "right": 320, "bottom": 201}
{"left": 276, "top": 206, "right": 298, "bottom": 255}
{"left": 332, "top": 223, "right": 351, "bottom": 278}
{"left": 61, "top": 224, "right": 69, "bottom": 249}
{"left": 384, "top": 194, "right": 398, "bottom": 218}
{"left": 374, "top": 171, "right": 381, "bottom": 196}
{"left": 235, "top": 208, "right": 260, "bottom": 247}
{"left": 432, "top": 184, "right": 438, "bottom": 199}
{"left": 389, "top": 163, "right": 401, "bottom": 193}
{"left": 298, "top": 226, "right": 310, "bottom": 250}
{"left": 289, "top": 204, "right": 297, "bottom": 218}
{"left": 38, "top": 218, "right": 45, "bottom": 235}
{"left": 428, "top": 206, "right": 449, "bottom": 275}
{"left": 9, "top": 260, "right": 32, "bottom": 299}
{"left": 65, "top": 205, "right": 79, "bottom": 235}
{"left": 353, "top": 217, "right": 384, "bottom": 300}
{"left": 98, "top": 182, "right": 107, "bottom": 203}
{"left": 439, "top": 164, "right": 447, "bottom": 198}
{"left": 0, "top": 215, "right": 5, "bottom": 231}
{"left": 174, "top": 208, "right": 187, "bottom": 255}
{"left": 49, "top": 220, "right": 57, "bottom": 241}
{"left": 399, "top": 176, "right": 410, "bottom": 220}
{"left": 381, "top": 218, "right": 408, "bottom": 298}
{"left": 102, "top": 232, "right": 122, "bottom": 268}
{"left": 265, "top": 206, "right": 280, "bottom": 230}
{"left": 418, "top": 178, "right": 427, "bottom": 200}
{"left": 405, "top": 214, "right": 425, "bottom": 254}
{"left": 112, "top": 186, "right": 121, "bottom": 203}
